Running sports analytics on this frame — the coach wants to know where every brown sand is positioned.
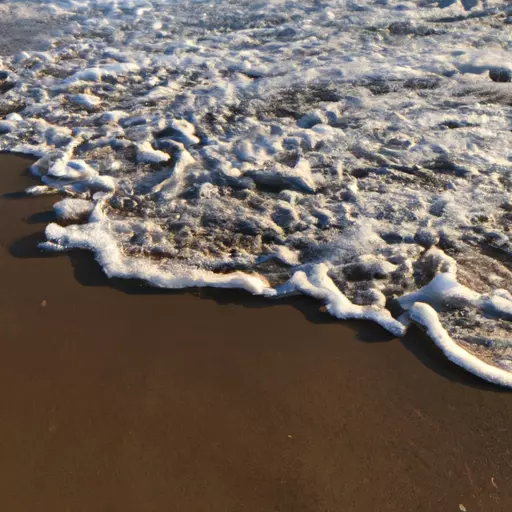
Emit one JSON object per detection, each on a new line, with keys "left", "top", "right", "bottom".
{"left": 0, "top": 153, "right": 511, "bottom": 512}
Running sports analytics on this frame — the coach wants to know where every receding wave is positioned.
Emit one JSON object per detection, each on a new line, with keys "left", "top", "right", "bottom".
{"left": 0, "top": 0, "right": 511, "bottom": 386}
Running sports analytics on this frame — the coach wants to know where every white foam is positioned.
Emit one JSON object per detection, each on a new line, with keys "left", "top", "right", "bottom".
{"left": 280, "top": 263, "right": 406, "bottom": 337}
{"left": 25, "top": 185, "right": 60, "bottom": 196}
{"left": 43, "top": 204, "right": 275, "bottom": 296}
{"left": 0, "top": 0, "right": 510, "bottom": 386}
{"left": 136, "top": 142, "right": 170, "bottom": 164}
{"left": 69, "top": 94, "right": 101, "bottom": 109}
{"left": 399, "top": 273, "right": 480, "bottom": 312}
{"left": 409, "top": 303, "right": 512, "bottom": 388}
{"left": 53, "top": 198, "right": 94, "bottom": 221}
{"left": 64, "top": 63, "right": 140, "bottom": 86}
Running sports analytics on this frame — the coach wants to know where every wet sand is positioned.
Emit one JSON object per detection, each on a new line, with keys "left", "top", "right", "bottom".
{"left": 0, "top": 153, "right": 511, "bottom": 511}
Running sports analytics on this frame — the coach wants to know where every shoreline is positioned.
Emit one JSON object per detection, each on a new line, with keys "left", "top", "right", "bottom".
{"left": 0, "top": 153, "right": 511, "bottom": 510}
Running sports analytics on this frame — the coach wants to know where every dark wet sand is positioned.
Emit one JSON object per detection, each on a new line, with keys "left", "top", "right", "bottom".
{"left": 0, "top": 154, "right": 511, "bottom": 512}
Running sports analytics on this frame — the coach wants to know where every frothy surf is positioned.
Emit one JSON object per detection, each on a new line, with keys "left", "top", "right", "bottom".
{"left": 1, "top": 0, "right": 511, "bottom": 386}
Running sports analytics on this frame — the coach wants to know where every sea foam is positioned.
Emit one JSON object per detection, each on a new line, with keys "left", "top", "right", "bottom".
{"left": 0, "top": 0, "right": 511, "bottom": 386}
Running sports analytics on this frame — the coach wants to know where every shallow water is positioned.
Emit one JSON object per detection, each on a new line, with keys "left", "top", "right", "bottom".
{"left": 0, "top": 0, "right": 511, "bottom": 384}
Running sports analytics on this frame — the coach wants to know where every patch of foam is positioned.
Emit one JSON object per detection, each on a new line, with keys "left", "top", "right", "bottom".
{"left": 63, "top": 63, "right": 141, "bottom": 86}
{"left": 53, "top": 198, "right": 94, "bottom": 221}
{"left": 43, "top": 197, "right": 275, "bottom": 296}
{"left": 69, "top": 93, "right": 101, "bottom": 109}
{"left": 279, "top": 263, "right": 406, "bottom": 337}
{"left": 408, "top": 303, "right": 512, "bottom": 388}
{"left": 136, "top": 142, "right": 170, "bottom": 164}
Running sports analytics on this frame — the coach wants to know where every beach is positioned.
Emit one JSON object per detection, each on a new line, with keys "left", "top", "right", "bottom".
{"left": 0, "top": 153, "right": 511, "bottom": 511}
